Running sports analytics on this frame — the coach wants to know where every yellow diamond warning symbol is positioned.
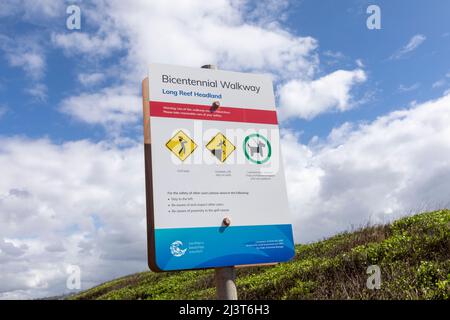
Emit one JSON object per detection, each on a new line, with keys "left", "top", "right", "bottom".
{"left": 166, "top": 130, "right": 197, "bottom": 161}
{"left": 206, "top": 132, "right": 236, "bottom": 162}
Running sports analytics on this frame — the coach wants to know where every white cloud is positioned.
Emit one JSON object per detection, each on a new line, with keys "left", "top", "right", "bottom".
{"left": 278, "top": 69, "right": 367, "bottom": 120}
{"left": 241, "top": 0, "right": 290, "bottom": 25}
{"left": 60, "top": 86, "right": 141, "bottom": 128}
{"left": 398, "top": 83, "right": 420, "bottom": 92}
{"left": 0, "top": 34, "right": 46, "bottom": 80}
{"left": 48, "top": 0, "right": 321, "bottom": 127}
{"left": 51, "top": 0, "right": 318, "bottom": 79}
{"left": 0, "top": 0, "right": 63, "bottom": 19}
{"left": 390, "top": 34, "right": 426, "bottom": 60}
{"left": 404, "top": 34, "right": 426, "bottom": 51}
{"left": 0, "top": 33, "right": 47, "bottom": 102}
{"left": 45, "top": 0, "right": 366, "bottom": 128}
{"left": 24, "top": 83, "right": 48, "bottom": 101}
{"left": 77, "top": 73, "right": 106, "bottom": 87}
{"left": 322, "top": 51, "right": 346, "bottom": 66}
{"left": 1, "top": 0, "right": 365, "bottom": 126}
{"left": 0, "top": 138, "right": 146, "bottom": 299}
{"left": 1, "top": 93, "right": 450, "bottom": 298}
{"left": 7, "top": 52, "right": 45, "bottom": 78}
{"left": 283, "top": 93, "right": 450, "bottom": 242}
{"left": 356, "top": 59, "right": 364, "bottom": 68}
{"left": 432, "top": 79, "right": 446, "bottom": 89}
{"left": 21, "top": 0, "right": 64, "bottom": 18}
{"left": 51, "top": 32, "right": 124, "bottom": 58}
{"left": 323, "top": 50, "right": 345, "bottom": 59}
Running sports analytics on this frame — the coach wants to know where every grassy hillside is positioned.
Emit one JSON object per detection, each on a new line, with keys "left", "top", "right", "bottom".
{"left": 73, "top": 210, "right": 450, "bottom": 300}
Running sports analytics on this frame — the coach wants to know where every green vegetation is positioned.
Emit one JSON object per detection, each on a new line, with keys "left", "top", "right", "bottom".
{"left": 72, "top": 210, "right": 450, "bottom": 300}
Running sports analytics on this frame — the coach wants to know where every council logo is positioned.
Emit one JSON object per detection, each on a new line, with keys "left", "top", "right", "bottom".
{"left": 243, "top": 133, "right": 272, "bottom": 164}
{"left": 170, "top": 240, "right": 187, "bottom": 257}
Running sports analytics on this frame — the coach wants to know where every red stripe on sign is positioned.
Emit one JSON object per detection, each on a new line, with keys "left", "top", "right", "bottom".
{"left": 149, "top": 101, "right": 278, "bottom": 125}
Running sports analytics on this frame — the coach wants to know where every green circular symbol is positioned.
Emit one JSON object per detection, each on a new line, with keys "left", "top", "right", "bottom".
{"left": 243, "top": 133, "right": 272, "bottom": 164}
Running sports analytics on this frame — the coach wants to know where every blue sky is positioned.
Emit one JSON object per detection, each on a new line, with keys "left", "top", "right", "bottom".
{"left": 1, "top": 1, "right": 449, "bottom": 142}
{"left": 1, "top": 0, "right": 450, "bottom": 299}
{"left": 283, "top": 0, "right": 450, "bottom": 140}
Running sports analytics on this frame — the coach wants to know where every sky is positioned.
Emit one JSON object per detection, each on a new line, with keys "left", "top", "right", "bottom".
{"left": 0, "top": 0, "right": 450, "bottom": 299}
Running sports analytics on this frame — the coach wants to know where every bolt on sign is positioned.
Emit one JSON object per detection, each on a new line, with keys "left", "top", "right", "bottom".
{"left": 142, "top": 63, "right": 294, "bottom": 272}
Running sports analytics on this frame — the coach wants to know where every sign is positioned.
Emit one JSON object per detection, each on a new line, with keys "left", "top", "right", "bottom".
{"left": 142, "top": 63, "right": 294, "bottom": 272}
{"left": 244, "top": 133, "right": 272, "bottom": 164}
{"left": 205, "top": 133, "right": 236, "bottom": 162}
{"left": 166, "top": 130, "right": 197, "bottom": 161}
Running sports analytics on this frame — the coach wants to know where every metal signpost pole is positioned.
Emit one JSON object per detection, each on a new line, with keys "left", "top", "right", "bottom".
{"left": 215, "top": 266, "right": 238, "bottom": 300}
{"left": 201, "top": 64, "right": 238, "bottom": 300}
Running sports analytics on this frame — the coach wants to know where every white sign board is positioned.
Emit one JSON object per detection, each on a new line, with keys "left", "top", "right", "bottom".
{"left": 144, "top": 63, "right": 294, "bottom": 271}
